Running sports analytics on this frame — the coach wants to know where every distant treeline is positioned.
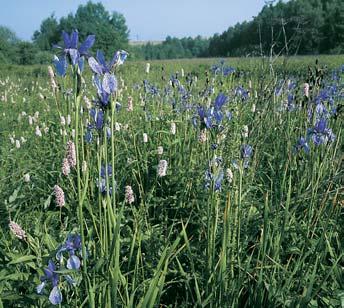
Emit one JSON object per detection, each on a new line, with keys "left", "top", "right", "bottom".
{"left": 0, "top": 0, "right": 343, "bottom": 65}
{"left": 208, "top": 0, "right": 344, "bottom": 57}
{"left": 132, "top": 36, "right": 210, "bottom": 60}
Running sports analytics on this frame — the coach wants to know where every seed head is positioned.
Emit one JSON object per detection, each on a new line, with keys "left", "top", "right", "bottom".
{"left": 158, "top": 160, "right": 168, "bottom": 177}
{"left": 82, "top": 161, "right": 87, "bottom": 173}
{"left": 145, "top": 63, "right": 150, "bottom": 74}
{"left": 127, "top": 96, "right": 133, "bottom": 112}
{"left": 35, "top": 126, "right": 42, "bottom": 137}
{"left": 157, "top": 146, "right": 164, "bottom": 155}
{"left": 170, "top": 122, "right": 176, "bottom": 135}
{"left": 199, "top": 129, "right": 207, "bottom": 143}
{"left": 226, "top": 168, "right": 233, "bottom": 183}
{"left": 143, "top": 133, "right": 148, "bottom": 143}
{"left": 23, "top": 173, "right": 30, "bottom": 182}
{"left": 304, "top": 83, "right": 310, "bottom": 98}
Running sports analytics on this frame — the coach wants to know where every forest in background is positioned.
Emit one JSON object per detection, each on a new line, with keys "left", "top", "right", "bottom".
{"left": 0, "top": 0, "right": 343, "bottom": 64}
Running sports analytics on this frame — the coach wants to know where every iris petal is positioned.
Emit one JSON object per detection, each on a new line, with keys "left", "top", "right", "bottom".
{"left": 96, "top": 50, "right": 107, "bottom": 69}
{"left": 36, "top": 282, "right": 45, "bottom": 294}
{"left": 88, "top": 57, "right": 103, "bottom": 75}
{"left": 62, "top": 31, "right": 71, "bottom": 49}
{"left": 67, "top": 255, "right": 81, "bottom": 270}
{"left": 69, "top": 49, "right": 80, "bottom": 66}
{"left": 70, "top": 30, "right": 79, "bottom": 49}
{"left": 79, "top": 35, "right": 95, "bottom": 55}
{"left": 49, "top": 286, "right": 62, "bottom": 305}
{"left": 102, "top": 73, "right": 117, "bottom": 94}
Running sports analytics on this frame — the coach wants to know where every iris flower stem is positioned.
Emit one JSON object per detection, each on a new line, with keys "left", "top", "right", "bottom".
{"left": 237, "top": 161, "right": 243, "bottom": 274}
{"left": 73, "top": 68, "right": 92, "bottom": 307}
{"left": 111, "top": 96, "right": 119, "bottom": 292}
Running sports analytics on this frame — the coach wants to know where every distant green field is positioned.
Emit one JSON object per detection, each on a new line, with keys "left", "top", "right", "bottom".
{"left": 0, "top": 55, "right": 343, "bottom": 307}
{"left": 1, "top": 54, "right": 344, "bottom": 77}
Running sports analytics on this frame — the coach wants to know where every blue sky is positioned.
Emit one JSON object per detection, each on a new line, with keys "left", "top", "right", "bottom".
{"left": 0, "top": 0, "right": 267, "bottom": 41}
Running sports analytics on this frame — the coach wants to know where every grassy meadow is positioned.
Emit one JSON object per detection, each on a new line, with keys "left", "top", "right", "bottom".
{"left": 0, "top": 54, "right": 343, "bottom": 307}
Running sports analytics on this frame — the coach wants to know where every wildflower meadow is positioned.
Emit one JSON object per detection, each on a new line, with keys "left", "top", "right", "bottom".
{"left": 0, "top": 30, "right": 343, "bottom": 307}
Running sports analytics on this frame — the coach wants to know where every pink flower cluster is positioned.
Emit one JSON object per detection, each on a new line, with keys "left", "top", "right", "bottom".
{"left": 9, "top": 221, "right": 27, "bottom": 240}
{"left": 54, "top": 185, "right": 65, "bottom": 207}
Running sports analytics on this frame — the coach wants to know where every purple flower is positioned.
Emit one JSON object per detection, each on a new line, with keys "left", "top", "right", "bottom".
{"left": 235, "top": 86, "right": 249, "bottom": 101}
{"left": 195, "top": 93, "right": 230, "bottom": 130}
{"left": 241, "top": 144, "right": 253, "bottom": 159}
{"left": 54, "top": 185, "right": 65, "bottom": 207}
{"left": 56, "top": 234, "right": 82, "bottom": 270}
{"left": 85, "top": 129, "right": 93, "bottom": 143}
{"left": 37, "top": 260, "right": 62, "bottom": 305}
{"left": 89, "top": 50, "right": 128, "bottom": 75}
{"left": 53, "top": 55, "right": 68, "bottom": 77}
{"left": 214, "top": 169, "right": 224, "bottom": 191}
{"left": 307, "top": 118, "right": 336, "bottom": 146}
{"left": 44, "top": 260, "right": 58, "bottom": 286}
{"left": 223, "top": 66, "right": 235, "bottom": 76}
{"left": 54, "top": 30, "right": 95, "bottom": 66}
{"left": 9, "top": 221, "right": 26, "bottom": 240}
{"left": 97, "top": 164, "right": 114, "bottom": 195}
{"left": 92, "top": 74, "right": 117, "bottom": 107}
{"left": 294, "top": 137, "right": 310, "bottom": 154}
{"left": 204, "top": 167, "right": 224, "bottom": 192}
{"left": 214, "top": 93, "right": 228, "bottom": 110}
{"left": 90, "top": 108, "right": 104, "bottom": 130}
{"left": 125, "top": 185, "right": 135, "bottom": 204}
{"left": 49, "top": 286, "right": 63, "bottom": 305}
{"left": 100, "top": 164, "right": 113, "bottom": 178}
{"left": 66, "top": 255, "right": 81, "bottom": 270}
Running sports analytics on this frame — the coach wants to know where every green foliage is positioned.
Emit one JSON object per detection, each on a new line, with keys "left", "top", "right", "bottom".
{"left": 34, "top": 1, "right": 129, "bottom": 57}
{"left": 32, "top": 14, "right": 60, "bottom": 51}
{"left": 33, "top": 51, "right": 53, "bottom": 65}
{"left": 0, "top": 55, "right": 343, "bottom": 306}
{"left": 15, "top": 42, "right": 39, "bottom": 65}
{"left": 0, "top": 26, "right": 19, "bottom": 64}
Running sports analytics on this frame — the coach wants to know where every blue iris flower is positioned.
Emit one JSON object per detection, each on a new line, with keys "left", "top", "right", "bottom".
{"left": 36, "top": 260, "right": 62, "bottom": 305}
{"left": 241, "top": 144, "right": 253, "bottom": 159}
{"left": 196, "top": 93, "right": 229, "bottom": 129}
{"left": 89, "top": 108, "right": 104, "bottom": 130}
{"left": 205, "top": 168, "right": 224, "bottom": 191}
{"left": 37, "top": 235, "right": 81, "bottom": 305}
{"left": 294, "top": 137, "right": 310, "bottom": 154}
{"left": 306, "top": 118, "right": 336, "bottom": 146}
{"left": 214, "top": 93, "right": 228, "bottom": 110}
{"left": 92, "top": 74, "right": 116, "bottom": 107}
{"left": 214, "top": 169, "right": 224, "bottom": 191}
{"left": 53, "top": 55, "right": 68, "bottom": 77}
{"left": 100, "top": 164, "right": 113, "bottom": 178}
{"left": 56, "top": 234, "right": 82, "bottom": 270}
{"left": 54, "top": 30, "right": 95, "bottom": 70}
{"left": 85, "top": 129, "right": 93, "bottom": 143}
{"left": 235, "top": 86, "right": 249, "bottom": 101}
{"left": 88, "top": 50, "right": 128, "bottom": 75}
{"left": 211, "top": 60, "right": 235, "bottom": 76}
{"left": 287, "top": 94, "right": 296, "bottom": 111}
{"left": 97, "top": 164, "right": 115, "bottom": 195}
